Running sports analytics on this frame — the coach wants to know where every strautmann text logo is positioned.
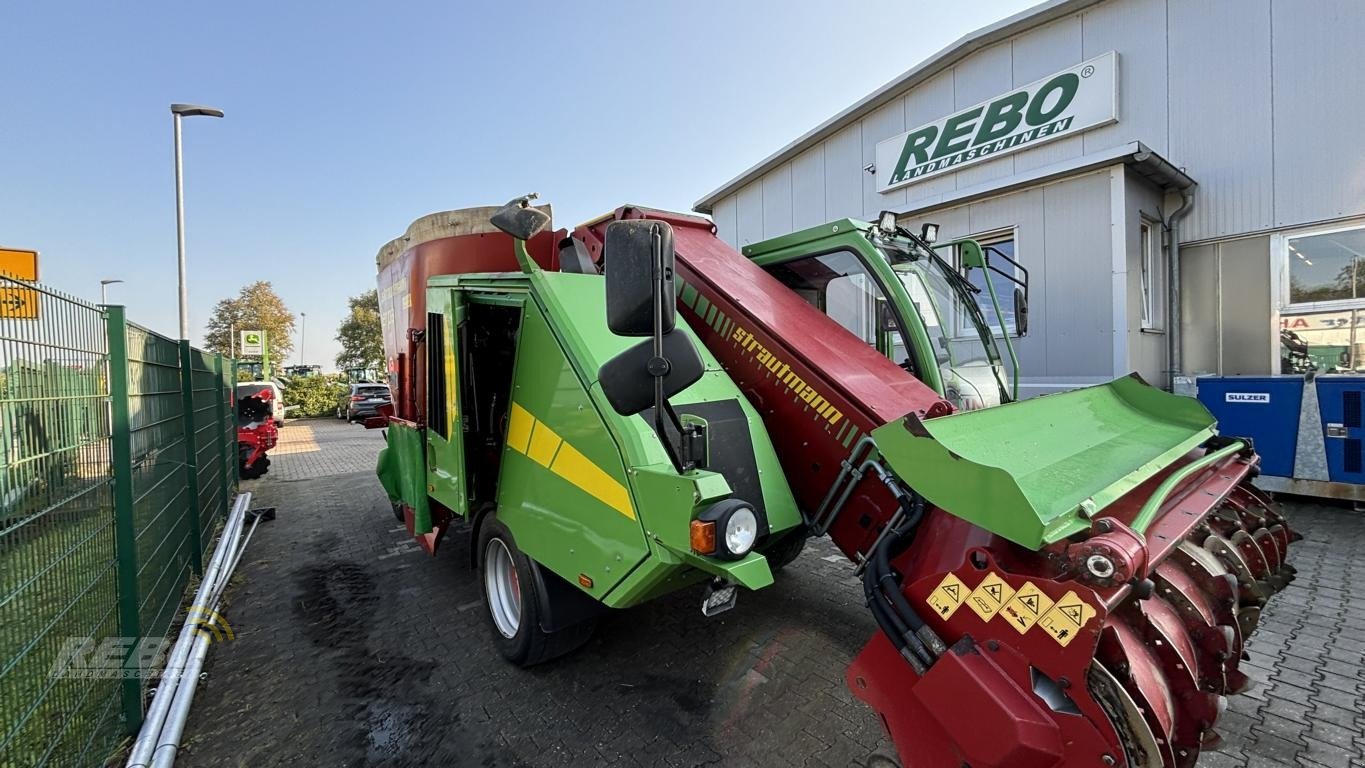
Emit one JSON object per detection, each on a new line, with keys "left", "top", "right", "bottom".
{"left": 875, "top": 51, "right": 1118, "bottom": 192}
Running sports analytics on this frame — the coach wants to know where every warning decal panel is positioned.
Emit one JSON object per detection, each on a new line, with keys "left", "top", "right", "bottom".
{"left": 925, "top": 572, "right": 969, "bottom": 619}
{"left": 925, "top": 569, "right": 1100, "bottom": 648}
{"left": 1037, "top": 590, "right": 1097, "bottom": 647}
{"left": 966, "top": 571, "right": 1015, "bottom": 622}
{"left": 1000, "top": 581, "right": 1054, "bottom": 635}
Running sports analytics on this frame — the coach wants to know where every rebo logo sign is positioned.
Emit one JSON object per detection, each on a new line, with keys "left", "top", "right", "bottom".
{"left": 875, "top": 52, "right": 1118, "bottom": 192}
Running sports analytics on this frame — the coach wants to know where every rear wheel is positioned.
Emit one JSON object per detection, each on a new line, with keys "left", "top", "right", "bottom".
{"left": 764, "top": 531, "right": 808, "bottom": 572}
{"left": 478, "top": 514, "right": 594, "bottom": 666}
{"left": 238, "top": 444, "right": 269, "bottom": 479}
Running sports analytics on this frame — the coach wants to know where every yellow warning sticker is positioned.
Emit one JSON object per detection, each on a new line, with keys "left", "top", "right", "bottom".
{"left": 1000, "top": 581, "right": 1054, "bottom": 635}
{"left": 925, "top": 572, "right": 969, "bottom": 620}
{"left": 1037, "top": 590, "right": 1097, "bottom": 647}
{"left": 966, "top": 571, "right": 1016, "bottom": 622}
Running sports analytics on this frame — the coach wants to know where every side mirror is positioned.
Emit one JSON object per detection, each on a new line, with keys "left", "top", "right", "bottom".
{"left": 1014, "top": 287, "right": 1029, "bottom": 337}
{"left": 599, "top": 331, "right": 704, "bottom": 416}
{"left": 598, "top": 218, "right": 704, "bottom": 473}
{"left": 604, "top": 220, "right": 675, "bottom": 337}
{"left": 490, "top": 194, "right": 551, "bottom": 241}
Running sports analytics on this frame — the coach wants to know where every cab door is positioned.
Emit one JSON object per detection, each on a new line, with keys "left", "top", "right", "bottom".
{"left": 425, "top": 288, "right": 468, "bottom": 517}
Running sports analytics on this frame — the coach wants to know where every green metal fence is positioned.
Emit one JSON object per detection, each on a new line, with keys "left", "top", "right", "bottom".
{"left": 0, "top": 277, "right": 237, "bottom": 768}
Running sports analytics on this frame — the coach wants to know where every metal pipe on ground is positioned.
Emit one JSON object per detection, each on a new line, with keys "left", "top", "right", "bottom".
{"left": 125, "top": 492, "right": 252, "bottom": 768}
{"left": 149, "top": 512, "right": 266, "bottom": 768}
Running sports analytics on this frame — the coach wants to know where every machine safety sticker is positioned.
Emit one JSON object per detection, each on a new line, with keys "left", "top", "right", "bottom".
{"left": 1037, "top": 590, "right": 1097, "bottom": 647}
{"left": 966, "top": 571, "right": 1016, "bottom": 622}
{"left": 999, "top": 581, "right": 1054, "bottom": 634}
{"left": 925, "top": 573, "right": 969, "bottom": 619}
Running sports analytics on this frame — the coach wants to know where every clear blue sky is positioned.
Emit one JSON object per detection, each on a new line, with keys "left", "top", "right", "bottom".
{"left": 1, "top": 0, "right": 1038, "bottom": 369}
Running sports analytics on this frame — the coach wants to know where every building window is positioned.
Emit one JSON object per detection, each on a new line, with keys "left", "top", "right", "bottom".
{"left": 958, "top": 231, "right": 1018, "bottom": 336}
{"left": 1279, "top": 222, "right": 1365, "bottom": 373}
{"left": 1286, "top": 224, "right": 1365, "bottom": 307}
{"left": 1140, "top": 219, "right": 1165, "bottom": 330}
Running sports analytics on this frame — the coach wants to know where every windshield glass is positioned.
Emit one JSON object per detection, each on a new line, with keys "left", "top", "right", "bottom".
{"left": 881, "top": 242, "right": 1011, "bottom": 409}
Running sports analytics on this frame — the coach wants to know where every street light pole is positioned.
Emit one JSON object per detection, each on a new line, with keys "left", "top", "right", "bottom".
{"left": 99, "top": 278, "right": 124, "bottom": 305}
{"left": 299, "top": 312, "right": 307, "bottom": 366}
{"left": 171, "top": 103, "right": 224, "bottom": 341}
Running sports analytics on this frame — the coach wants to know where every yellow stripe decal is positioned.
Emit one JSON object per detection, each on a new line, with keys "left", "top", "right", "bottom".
{"left": 507, "top": 402, "right": 533, "bottom": 454}
{"left": 508, "top": 402, "right": 635, "bottom": 520}
{"left": 527, "top": 419, "right": 563, "bottom": 468}
{"left": 550, "top": 441, "right": 635, "bottom": 520}
{"left": 445, "top": 325, "right": 458, "bottom": 435}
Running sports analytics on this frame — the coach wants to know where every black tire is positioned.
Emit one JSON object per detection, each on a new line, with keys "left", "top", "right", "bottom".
{"left": 238, "top": 445, "right": 268, "bottom": 480}
{"left": 391, "top": 500, "right": 406, "bottom": 522}
{"left": 477, "top": 514, "right": 594, "bottom": 667}
{"left": 764, "top": 531, "right": 809, "bottom": 572}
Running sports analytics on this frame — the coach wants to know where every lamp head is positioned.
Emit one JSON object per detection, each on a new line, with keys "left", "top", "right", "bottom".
{"left": 170, "top": 103, "right": 225, "bottom": 119}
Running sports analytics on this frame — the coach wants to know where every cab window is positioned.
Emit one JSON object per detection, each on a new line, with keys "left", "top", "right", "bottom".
{"left": 764, "top": 250, "right": 916, "bottom": 372}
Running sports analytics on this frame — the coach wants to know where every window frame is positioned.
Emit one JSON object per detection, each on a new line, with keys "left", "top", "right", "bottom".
{"left": 762, "top": 248, "right": 921, "bottom": 376}
{"left": 954, "top": 228, "right": 1019, "bottom": 338}
{"left": 1277, "top": 220, "right": 1365, "bottom": 314}
{"left": 1139, "top": 218, "right": 1165, "bottom": 331}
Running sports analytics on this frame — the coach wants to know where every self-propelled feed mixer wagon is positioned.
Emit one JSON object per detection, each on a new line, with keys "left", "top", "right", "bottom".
{"left": 370, "top": 197, "right": 1297, "bottom": 768}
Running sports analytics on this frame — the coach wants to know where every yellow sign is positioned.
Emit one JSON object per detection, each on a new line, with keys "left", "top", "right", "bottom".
{"left": 0, "top": 248, "right": 38, "bottom": 281}
{"left": 0, "top": 287, "right": 37, "bottom": 319}
{"left": 925, "top": 572, "right": 969, "bottom": 619}
{"left": 1000, "top": 581, "right": 1054, "bottom": 634}
{"left": 1037, "top": 590, "right": 1097, "bottom": 647}
{"left": 967, "top": 571, "right": 1016, "bottom": 622}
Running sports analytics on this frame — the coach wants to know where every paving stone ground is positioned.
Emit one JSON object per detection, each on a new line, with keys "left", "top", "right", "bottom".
{"left": 178, "top": 418, "right": 1365, "bottom": 767}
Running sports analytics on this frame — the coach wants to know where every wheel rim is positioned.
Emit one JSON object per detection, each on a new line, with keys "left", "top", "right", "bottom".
{"left": 484, "top": 538, "right": 522, "bottom": 638}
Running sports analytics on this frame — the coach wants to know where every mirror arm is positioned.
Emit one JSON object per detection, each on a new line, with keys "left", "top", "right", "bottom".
{"left": 649, "top": 226, "right": 698, "bottom": 474}
{"left": 514, "top": 239, "right": 541, "bottom": 275}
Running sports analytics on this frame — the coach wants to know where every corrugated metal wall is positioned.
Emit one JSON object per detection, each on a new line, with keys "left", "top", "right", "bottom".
{"left": 709, "top": 0, "right": 1365, "bottom": 248}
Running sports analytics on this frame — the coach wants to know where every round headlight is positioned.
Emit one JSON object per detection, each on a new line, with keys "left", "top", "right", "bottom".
{"left": 723, "top": 506, "right": 758, "bottom": 557}
{"left": 695, "top": 499, "right": 767, "bottom": 560}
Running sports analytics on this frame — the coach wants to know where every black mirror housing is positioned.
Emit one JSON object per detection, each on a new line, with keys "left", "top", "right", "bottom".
{"left": 604, "top": 220, "right": 675, "bottom": 337}
{"left": 598, "top": 331, "right": 704, "bottom": 416}
{"left": 490, "top": 194, "right": 551, "bottom": 241}
{"left": 1014, "top": 287, "right": 1029, "bottom": 337}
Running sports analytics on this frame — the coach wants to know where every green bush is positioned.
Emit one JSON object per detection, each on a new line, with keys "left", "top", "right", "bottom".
{"left": 283, "top": 375, "right": 348, "bottom": 418}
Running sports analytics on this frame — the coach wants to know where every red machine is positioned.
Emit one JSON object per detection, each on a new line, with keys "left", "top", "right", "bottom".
{"left": 572, "top": 207, "right": 1297, "bottom": 768}
{"left": 236, "top": 386, "right": 278, "bottom": 479}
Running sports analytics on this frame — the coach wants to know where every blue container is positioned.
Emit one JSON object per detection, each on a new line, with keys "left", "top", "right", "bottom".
{"left": 1310, "top": 376, "right": 1365, "bottom": 484}
{"left": 1196, "top": 376, "right": 1303, "bottom": 478}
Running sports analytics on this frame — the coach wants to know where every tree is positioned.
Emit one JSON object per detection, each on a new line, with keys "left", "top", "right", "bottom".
{"left": 284, "top": 374, "right": 348, "bottom": 418}
{"left": 203, "top": 281, "right": 296, "bottom": 365}
{"left": 334, "top": 289, "right": 384, "bottom": 373}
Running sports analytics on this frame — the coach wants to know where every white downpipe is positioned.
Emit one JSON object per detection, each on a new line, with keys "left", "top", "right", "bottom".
{"left": 125, "top": 492, "right": 252, "bottom": 768}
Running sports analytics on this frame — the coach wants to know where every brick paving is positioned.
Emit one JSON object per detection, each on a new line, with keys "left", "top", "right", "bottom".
{"left": 177, "top": 418, "right": 1365, "bottom": 767}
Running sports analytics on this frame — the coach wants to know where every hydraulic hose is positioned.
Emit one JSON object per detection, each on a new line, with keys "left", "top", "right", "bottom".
{"left": 873, "top": 496, "right": 947, "bottom": 659}
{"left": 863, "top": 493, "right": 941, "bottom": 670}
{"left": 863, "top": 565, "right": 930, "bottom": 675}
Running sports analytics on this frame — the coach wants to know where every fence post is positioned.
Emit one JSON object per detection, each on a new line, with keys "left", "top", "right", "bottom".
{"left": 230, "top": 360, "right": 239, "bottom": 494}
{"left": 178, "top": 341, "right": 203, "bottom": 574}
{"left": 214, "top": 354, "right": 232, "bottom": 516}
{"left": 107, "top": 306, "right": 144, "bottom": 733}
